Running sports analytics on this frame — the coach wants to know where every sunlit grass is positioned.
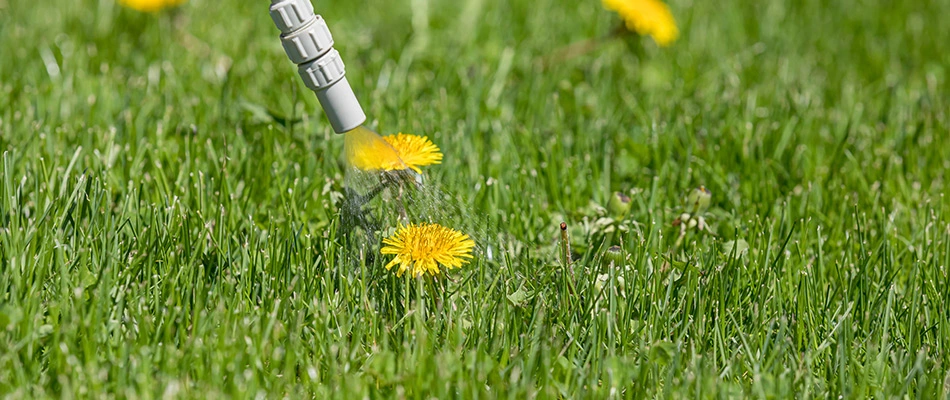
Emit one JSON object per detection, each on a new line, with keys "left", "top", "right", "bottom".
{"left": 1, "top": 0, "right": 949, "bottom": 397}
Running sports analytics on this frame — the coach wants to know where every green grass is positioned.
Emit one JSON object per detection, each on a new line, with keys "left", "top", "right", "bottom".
{"left": 2, "top": 0, "right": 950, "bottom": 397}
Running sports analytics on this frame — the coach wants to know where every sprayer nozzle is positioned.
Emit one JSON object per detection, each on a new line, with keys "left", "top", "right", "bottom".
{"left": 269, "top": 0, "right": 368, "bottom": 134}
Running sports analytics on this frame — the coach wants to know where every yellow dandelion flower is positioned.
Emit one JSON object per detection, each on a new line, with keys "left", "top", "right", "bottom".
{"left": 345, "top": 126, "right": 406, "bottom": 172}
{"left": 382, "top": 133, "right": 443, "bottom": 173}
{"left": 345, "top": 129, "right": 443, "bottom": 173}
{"left": 118, "top": 0, "right": 186, "bottom": 12}
{"left": 602, "top": 0, "right": 679, "bottom": 47}
{"left": 381, "top": 223, "right": 475, "bottom": 277}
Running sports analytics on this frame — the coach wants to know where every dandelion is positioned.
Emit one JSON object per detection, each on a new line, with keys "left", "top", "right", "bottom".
{"left": 381, "top": 223, "right": 475, "bottom": 277}
{"left": 118, "top": 0, "right": 186, "bottom": 12}
{"left": 344, "top": 126, "right": 406, "bottom": 172}
{"left": 346, "top": 131, "right": 442, "bottom": 173}
{"left": 382, "top": 133, "right": 443, "bottom": 173}
{"left": 602, "top": 0, "right": 679, "bottom": 46}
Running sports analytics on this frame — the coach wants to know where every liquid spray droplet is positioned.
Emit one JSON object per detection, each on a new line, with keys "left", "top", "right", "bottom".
{"left": 343, "top": 125, "right": 404, "bottom": 171}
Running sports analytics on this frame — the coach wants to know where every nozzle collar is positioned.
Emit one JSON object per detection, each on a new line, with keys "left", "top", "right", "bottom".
{"left": 280, "top": 15, "right": 334, "bottom": 65}
{"left": 269, "top": 0, "right": 315, "bottom": 34}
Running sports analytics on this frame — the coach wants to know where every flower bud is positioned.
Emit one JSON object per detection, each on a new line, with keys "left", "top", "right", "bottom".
{"left": 604, "top": 245, "right": 625, "bottom": 266}
{"left": 607, "top": 191, "right": 632, "bottom": 218}
{"left": 686, "top": 186, "right": 712, "bottom": 214}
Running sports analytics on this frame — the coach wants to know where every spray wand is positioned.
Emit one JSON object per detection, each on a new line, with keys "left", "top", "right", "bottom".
{"left": 268, "top": 0, "right": 403, "bottom": 169}
{"left": 269, "top": 0, "right": 425, "bottom": 236}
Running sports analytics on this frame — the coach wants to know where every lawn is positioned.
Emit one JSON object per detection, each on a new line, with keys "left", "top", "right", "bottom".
{"left": 1, "top": 0, "right": 949, "bottom": 397}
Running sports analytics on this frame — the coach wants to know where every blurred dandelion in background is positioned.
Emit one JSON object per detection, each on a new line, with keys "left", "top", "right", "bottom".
{"left": 602, "top": 0, "right": 679, "bottom": 46}
{"left": 541, "top": 0, "right": 679, "bottom": 65}
{"left": 118, "top": 0, "right": 186, "bottom": 13}
{"left": 381, "top": 223, "right": 475, "bottom": 277}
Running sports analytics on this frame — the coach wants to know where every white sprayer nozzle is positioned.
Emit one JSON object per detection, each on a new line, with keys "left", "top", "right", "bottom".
{"left": 269, "top": 0, "right": 367, "bottom": 134}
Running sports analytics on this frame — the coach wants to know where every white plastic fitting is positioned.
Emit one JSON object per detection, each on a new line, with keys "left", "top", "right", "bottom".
{"left": 269, "top": 0, "right": 367, "bottom": 133}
